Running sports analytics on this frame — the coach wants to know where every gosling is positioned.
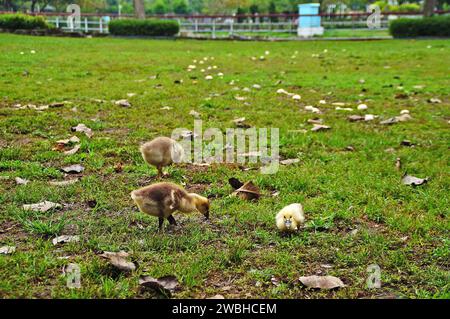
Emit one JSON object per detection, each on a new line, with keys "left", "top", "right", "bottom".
{"left": 140, "top": 137, "right": 184, "bottom": 178}
{"left": 131, "top": 182, "right": 210, "bottom": 231}
{"left": 276, "top": 203, "right": 305, "bottom": 233}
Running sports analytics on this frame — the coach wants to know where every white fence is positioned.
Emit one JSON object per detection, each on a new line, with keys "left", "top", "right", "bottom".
{"left": 47, "top": 17, "right": 109, "bottom": 33}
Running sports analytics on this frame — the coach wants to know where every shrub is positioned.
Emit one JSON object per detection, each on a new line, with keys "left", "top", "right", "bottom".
{"left": 108, "top": 19, "right": 179, "bottom": 37}
{"left": 390, "top": 15, "right": 450, "bottom": 38}
{"left": 0, "top": 14, "right": 49, "bottom": 30}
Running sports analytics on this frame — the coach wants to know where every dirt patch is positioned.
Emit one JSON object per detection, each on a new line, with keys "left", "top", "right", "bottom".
{"left": 0, "top": 220, "right": 28, "bottom": 242}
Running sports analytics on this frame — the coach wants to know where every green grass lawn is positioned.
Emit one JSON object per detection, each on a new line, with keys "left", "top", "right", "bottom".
{"left": 0, "top": 33, "right": 449, "bottom": 299}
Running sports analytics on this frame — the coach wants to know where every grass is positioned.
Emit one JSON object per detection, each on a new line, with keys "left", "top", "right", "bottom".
{"left": 0, "top": 33, "right": 449, "bottom": 299}
{"left": 192, "top": 28, "right": 390, "bottom": 39}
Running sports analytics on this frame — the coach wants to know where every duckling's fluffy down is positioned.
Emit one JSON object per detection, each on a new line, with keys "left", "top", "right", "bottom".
{"left": 140, "top": 137, "right": 184, "bottom": 168}
{"left": 276, "top": 203, "right": 305, "bottom": 232}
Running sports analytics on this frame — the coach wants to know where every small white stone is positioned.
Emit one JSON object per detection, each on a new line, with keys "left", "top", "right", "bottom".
{"left": 292, "top": 94, "right": 301, "bottom": 100}
{"left": 357, "top": 104, "right": 368, "bottom": 110}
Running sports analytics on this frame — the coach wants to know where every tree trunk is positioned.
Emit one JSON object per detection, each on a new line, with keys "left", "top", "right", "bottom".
{"left": 133, "top": 0, "right": 146, "bottom": 19}
{"left": 30, "top": 0, "right": 37, "bottom": 12}
{"left": 423, "top": 0, "right": 436, "bottom": 17}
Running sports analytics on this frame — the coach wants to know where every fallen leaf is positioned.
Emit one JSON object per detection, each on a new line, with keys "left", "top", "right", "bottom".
{"left": 15, "top": 177, "right": 29, "bottom": 185}
{"left": 56, "top": 136, "right": 80, "bottom": 145}
{"left": 139, "top": 275, "right": 179, "bottom": 296}
{"left": 100, "top": 251, "right": 135, "bottom": 272}
{"left": 228, "top": 177, "right": 244, "bottom": 190}
{"left": 233, "top": 181, "right": 261, "bottom": 201}
{"left": 307, "top": 118, "right": 322, "bottom": 124}
{"left": 0, "top": 246, "right": 16, "bottom": 254}
{"left": 402, "top": 174, "right": 428, "bottom": 186}
{"left": 64, "top": 144, "right": 80, "bottom": 155}
{"left": 428, "top": 98, "right": 441, "bottom": 104}
{"left": 49, "top": 179, "right": 79, "bottom": 186}
{"left": 348, "top": 115, "right": 365, "bottom": 122}
{"left": 311, "top": 124, "right": 331, "bottom": 132}
{"left": 380, "top": 117, "right": 399, "bottom": 125}
{"left": 61, "top": 164, "right": 84, "bottom": 174}
{"left": 207, "top": 294, "right": 225, "bottom": 299}
{"left": 71, "top": 124, "right": 93, "bottom": 138}
{"left": 52, "top": 235, "right": 80, "bottom": 245}
{"left": 280, "top": 158, "right": 300, "bottom": 165}
{"left": 299, "top": 275, "right": 345, "bottom": 289}
{"left": 115, "top": 99, "right": 131, "bottom": 107}
{"left": 23, "top": 201, "right": 61, "bottom": 212}
{"left": 335, "top": 107, "right": 353, "bottom": 111}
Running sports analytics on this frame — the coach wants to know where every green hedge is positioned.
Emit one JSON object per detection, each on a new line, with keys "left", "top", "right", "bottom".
{"left": 0, "top": 14, "right": 49, "bottom": 30}
{"left": 109, "top": 19, "right": 179, "bottom": 37}
{"left": 390, "top": 15, "right": 450, "bottom": 38}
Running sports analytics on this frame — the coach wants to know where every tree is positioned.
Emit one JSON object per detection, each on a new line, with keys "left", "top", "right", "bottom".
{"left": 268, "top": 1, "right": 278, "bottom": 22}
{"left": 173, "top": 0, "right": 190, "bottom": 14}
{"left": 236, "top": 6, "right": 246, "bottom": 23}
{"left": 152, "top": 0, "right": 168, "bottom": 14}
{"left": 249, "top": 3, "right": 258, "bottom": 22}
{"left": 423, "top": 0, "right": 436, "bottom": 16}
{"left": 133, "top": 0, "right": 145, "bottom": 18}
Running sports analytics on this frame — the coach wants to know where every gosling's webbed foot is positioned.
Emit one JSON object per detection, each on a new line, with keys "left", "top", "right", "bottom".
{"left": 167, "top": 215, "right": 177, "bottom": 226}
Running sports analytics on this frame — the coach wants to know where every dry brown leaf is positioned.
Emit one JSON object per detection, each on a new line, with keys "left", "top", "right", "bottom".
{"left": 0, "top": 246, "right": 16, "bottom": 254}
{"left": 23, "top": 201, "right": 61, "bottom": 212}
{"left": 115, "top": 99, "right": 131, "bottom": 107}
{"left": 64, "top": 144, "right": 80, "bottom": 156}
{"left": 402, "top": 174, "right": 428, "bottom": 186}
{"left": 49, "top": 179, "right": 79, "bottom": 186}
{"left": 15, "top": 177, "right": 29, "bottom": 185}
{"left": 52, "top": 235, "right": 80, "bottom": 245}
{"left": 56, "top": 136, "right": 80, "bottom": 145}
{"left": 299, "top": 275, "right": 345, "bottom": 289}
{"left": 280, "top": 158, "right": 300, "bottom": 165}
{"left": 207, "top": 294, "right": 225, "bottom": 299}
{"left": 101, "top": 251, "right": 136, "bottom": 272}
{"left": 71, "top": 124, "right": 93, "bottom": 138}
{"left": 311, "top": 124, "right": 331, "bottom": 132}
{"left": 139, "top": 275, "right": 179, "bottom": 296}
{"left": 61, "top": 164, "right": 84, "bottom": 174}
{"left": 233, "top": 181, "right": 261, "bottom": 201}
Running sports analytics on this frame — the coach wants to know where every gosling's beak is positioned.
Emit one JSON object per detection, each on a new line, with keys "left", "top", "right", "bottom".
{"left": 285, "top": 220, "right": 292, "bottom": 229}
{"left": 204, "top": 209, "right": 209, "bottom": 220}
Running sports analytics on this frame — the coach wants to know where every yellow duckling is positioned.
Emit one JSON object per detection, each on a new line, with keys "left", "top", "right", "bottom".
{"left": 276, "top": 203, "right": 305, "bottom": 233}
{"left": 140, "top": 137, "right": 184, "bottom": 177}
{"left": 131, "top": 182, "right": 210, "bottom": 231}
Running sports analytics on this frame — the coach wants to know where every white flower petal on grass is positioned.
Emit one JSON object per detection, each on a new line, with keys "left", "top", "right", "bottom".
{"left": 292, "top": 94, "right": 301, "bottom": 100}
{"left": 205, "top": 75, "right": 213, "bottom": 80}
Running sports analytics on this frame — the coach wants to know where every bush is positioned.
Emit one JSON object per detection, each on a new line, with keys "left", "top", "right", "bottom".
{"left": 108, "top": 19, "right": 179, "bottom": 37}
{"left": 390, "top": 15, "right": 450, "bottom": 38}
{"left": 0, "top": 14, "right": 49, "bottom": 30}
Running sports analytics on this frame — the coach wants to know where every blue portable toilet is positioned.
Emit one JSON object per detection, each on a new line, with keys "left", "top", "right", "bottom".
{"left": 298, "top": 3, "right": 324, "bottom": 37}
